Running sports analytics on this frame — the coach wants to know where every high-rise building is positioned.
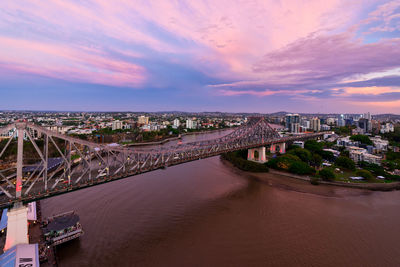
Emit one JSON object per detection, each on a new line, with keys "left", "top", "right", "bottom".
{"left": 291, "top": 123, "right": 300, "bottom": 133}
{"left": 285, "top": 114, "right": 300, "bottom": 133}
{"left": 363, "top": 112, "right": 372, "bottom": 132}
{"left": 186, "top": 119, "right": 196, "bottom": 129}
{"left": 173, "top": 118, "right": 180, "bottom": 128}
{"left": 358, "top": 118, "right": 369, "bottom": 133}
{"left": 138, "top": 116, "right": 149, "bottom": 125}
{"left": 301, "top": 120, "right": 310, "bottom": 129}
{"left": 364, "top": 112, "right": 371, "bottom": 121}
{"left": 338, "top": 114, "right": 345, "bottom": 127}
{"left": 310, "top": 117, "right": 320, "bottom": 132}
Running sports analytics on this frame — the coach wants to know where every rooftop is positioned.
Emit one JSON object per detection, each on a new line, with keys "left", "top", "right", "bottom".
{"left": 44, "top": 213, "right": 80, "bottom": 234}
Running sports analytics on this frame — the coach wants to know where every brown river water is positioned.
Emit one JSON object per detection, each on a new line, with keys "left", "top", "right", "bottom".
{"left": 41, "top": 129, "right": 400, "bottom": 267}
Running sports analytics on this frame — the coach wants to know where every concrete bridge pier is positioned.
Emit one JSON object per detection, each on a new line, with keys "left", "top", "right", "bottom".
{"left": 247, "top": 147, "right": 267, "bottom": 163}
{"left": 270, "top": 143, "right": 286, "bottom": 154}
{"left": 4, "top": 203, "right": 29, "bottom": 251}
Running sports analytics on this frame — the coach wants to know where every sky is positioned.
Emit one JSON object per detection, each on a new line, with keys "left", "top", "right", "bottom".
{"left": 1, "top": 0, "right": 400, "bottom": 114}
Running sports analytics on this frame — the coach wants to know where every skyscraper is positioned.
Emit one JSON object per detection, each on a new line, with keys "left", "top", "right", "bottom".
{"left": 310, "top": 117, "right": 320, "bottom": 132}
{"left": 173, "top": 118, "right": 180, "bottom": 127}
{"left": 285, "top": 114, "right": 300, "bottom": 133}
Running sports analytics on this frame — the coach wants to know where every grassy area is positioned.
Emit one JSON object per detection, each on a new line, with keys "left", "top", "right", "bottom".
{"left": 323, "top": 167, "right": 386, "bottom": 183}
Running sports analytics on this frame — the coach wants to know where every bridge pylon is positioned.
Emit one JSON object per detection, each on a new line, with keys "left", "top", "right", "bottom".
{"left": 4, "top": 203, "right": 29, "bottom": 251}
{"left": 270, "top": 142, "right": 286, "bottom": 154}
{"left": 247, "top": 147, "right": 267, "bottom": 163}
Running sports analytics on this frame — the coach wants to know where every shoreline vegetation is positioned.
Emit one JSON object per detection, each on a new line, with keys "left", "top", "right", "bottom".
{"left": 220, "top": 151, "right": 269, "bottom": 172}
{"left": 221, "top": 149, "right": 400, "bottom": 191}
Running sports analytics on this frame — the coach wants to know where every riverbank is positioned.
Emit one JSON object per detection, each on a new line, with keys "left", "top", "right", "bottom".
{"left": 221, "top": 157, "right": 400, "bottom": 191}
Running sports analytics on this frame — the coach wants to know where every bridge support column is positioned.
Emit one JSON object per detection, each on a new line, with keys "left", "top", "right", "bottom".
{"left": 4, "top": 204, "right": 29, "bottom": 251}
{"left": 247, "top": 147, "right": 266, "bottom": 163}
{"left": 270, "top": 143, "right": 286, "bottom": 154}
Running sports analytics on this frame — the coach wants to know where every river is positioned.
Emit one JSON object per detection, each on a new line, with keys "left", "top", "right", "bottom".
{"left": 41, "top": 127, "right": 400, "bottom": 267}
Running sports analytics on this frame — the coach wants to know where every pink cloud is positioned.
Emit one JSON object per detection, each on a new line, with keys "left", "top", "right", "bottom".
{"left": 0, "top": 0, "right": 396, "bottom": 95}
{"left": 252, "top": 31, "right": 400, "bottom": 85}
{"left": 218, "top": 89, "right": 318, "bottom": 97}
{"left": 0, "top": 37, "right": 146, "bottom": 87}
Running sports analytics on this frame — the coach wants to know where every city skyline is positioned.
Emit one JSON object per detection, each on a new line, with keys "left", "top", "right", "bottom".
{"left": 1, "top": 1, "right": 400, "bottom": 113}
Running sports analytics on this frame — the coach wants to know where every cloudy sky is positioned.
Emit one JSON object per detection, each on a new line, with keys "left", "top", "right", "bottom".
{"left": 1, "top": 0, "right": 400, "bottom": 113}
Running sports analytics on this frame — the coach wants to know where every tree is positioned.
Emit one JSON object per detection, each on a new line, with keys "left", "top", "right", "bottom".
{"left": 355, "top": 169, "right": 374, "bottom": 181}
{"left": 288, "top": 161, "right": 315, "bottom": 175}
{"left": 332, "top": 126, "right": 354, "bottom": 136}
{"left": 317, "top": 150, "right": 335, "bottom": 162}
{"left": 319, "top": 168, "right": 335, "bottom": 181}
{"left": 386, "top": 151, "right": 400, "bottom": 161}
{"left": 340, "top": 150, "right": 350, "bottom": 158}
{"left": 335, "top": 156, "right": 355, "bottom": 170}
{"left": 221, "top": 152, "right": 269, "bottom": 173}
{"left": 288, "top": 148, "right": 312, "bottom": 163}
{"left": 359, "top": 161, "right": 386, "bottom": 176}
{"left": 237, "top": 149, "right": 248, "bottom": 160}
{"left": 266, "top": 154, "right": 301, "bottom": 170}
{"left": 311, "top": 153, "right": 323, "bottom": 167}
{"left": 304, "top": 140, "right": 323, "bottom": 153}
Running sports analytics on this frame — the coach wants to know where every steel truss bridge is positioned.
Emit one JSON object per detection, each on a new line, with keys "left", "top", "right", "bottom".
{"left": 0, "top": 117, "right": 324, "bottom": 209}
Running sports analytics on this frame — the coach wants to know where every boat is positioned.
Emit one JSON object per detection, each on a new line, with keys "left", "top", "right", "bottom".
{"left": 43, "top": 211, "right": 84, "bottom": 246}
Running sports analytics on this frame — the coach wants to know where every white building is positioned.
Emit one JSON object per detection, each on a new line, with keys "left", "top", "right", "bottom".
{"left": 348, "top": 146, "right": 382, "bottom": 165}
{"left": 112, "top": 120, "right": 123, "bottom": 130}
{"left": 291, "top": 123, "right": 300, "bottom": 133}
{"left": 173, "top": 118, "right": 180, "bottom": 128}
{"left": 380, "top": 123, "right": 394, "bottom": 134}
{"left": 301, "top": 120, "right": 310, "bottom": 129}
{"left": 310, "top": 117, "right": 320, "bottom": 132}
{"left": 321, "top": 124, "right": 330, "bottom": 131}
{"left": 370, "top": 136, "right": 389, "bottom": 152}
{"left": 186, "top": 119, "right": 197, "bottom": 129}
{"left": 326, "top": 118, "right": 336, "bottom": 125}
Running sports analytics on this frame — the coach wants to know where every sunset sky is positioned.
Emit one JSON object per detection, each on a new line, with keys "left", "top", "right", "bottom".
{"left": 1, "top": 0, "right": 400, "bottom": 113}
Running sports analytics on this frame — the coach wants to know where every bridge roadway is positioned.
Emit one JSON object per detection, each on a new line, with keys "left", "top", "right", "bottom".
{"left": 0, "top": 118, "right": 326, "bottom": 209}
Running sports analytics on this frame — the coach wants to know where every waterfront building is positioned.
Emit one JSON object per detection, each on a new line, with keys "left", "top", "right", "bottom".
{"left": 348, "top": 146, "right": 382, "bottom": 165}
{"left": 186, "top": 119, "right": 197, "bottom": 129}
